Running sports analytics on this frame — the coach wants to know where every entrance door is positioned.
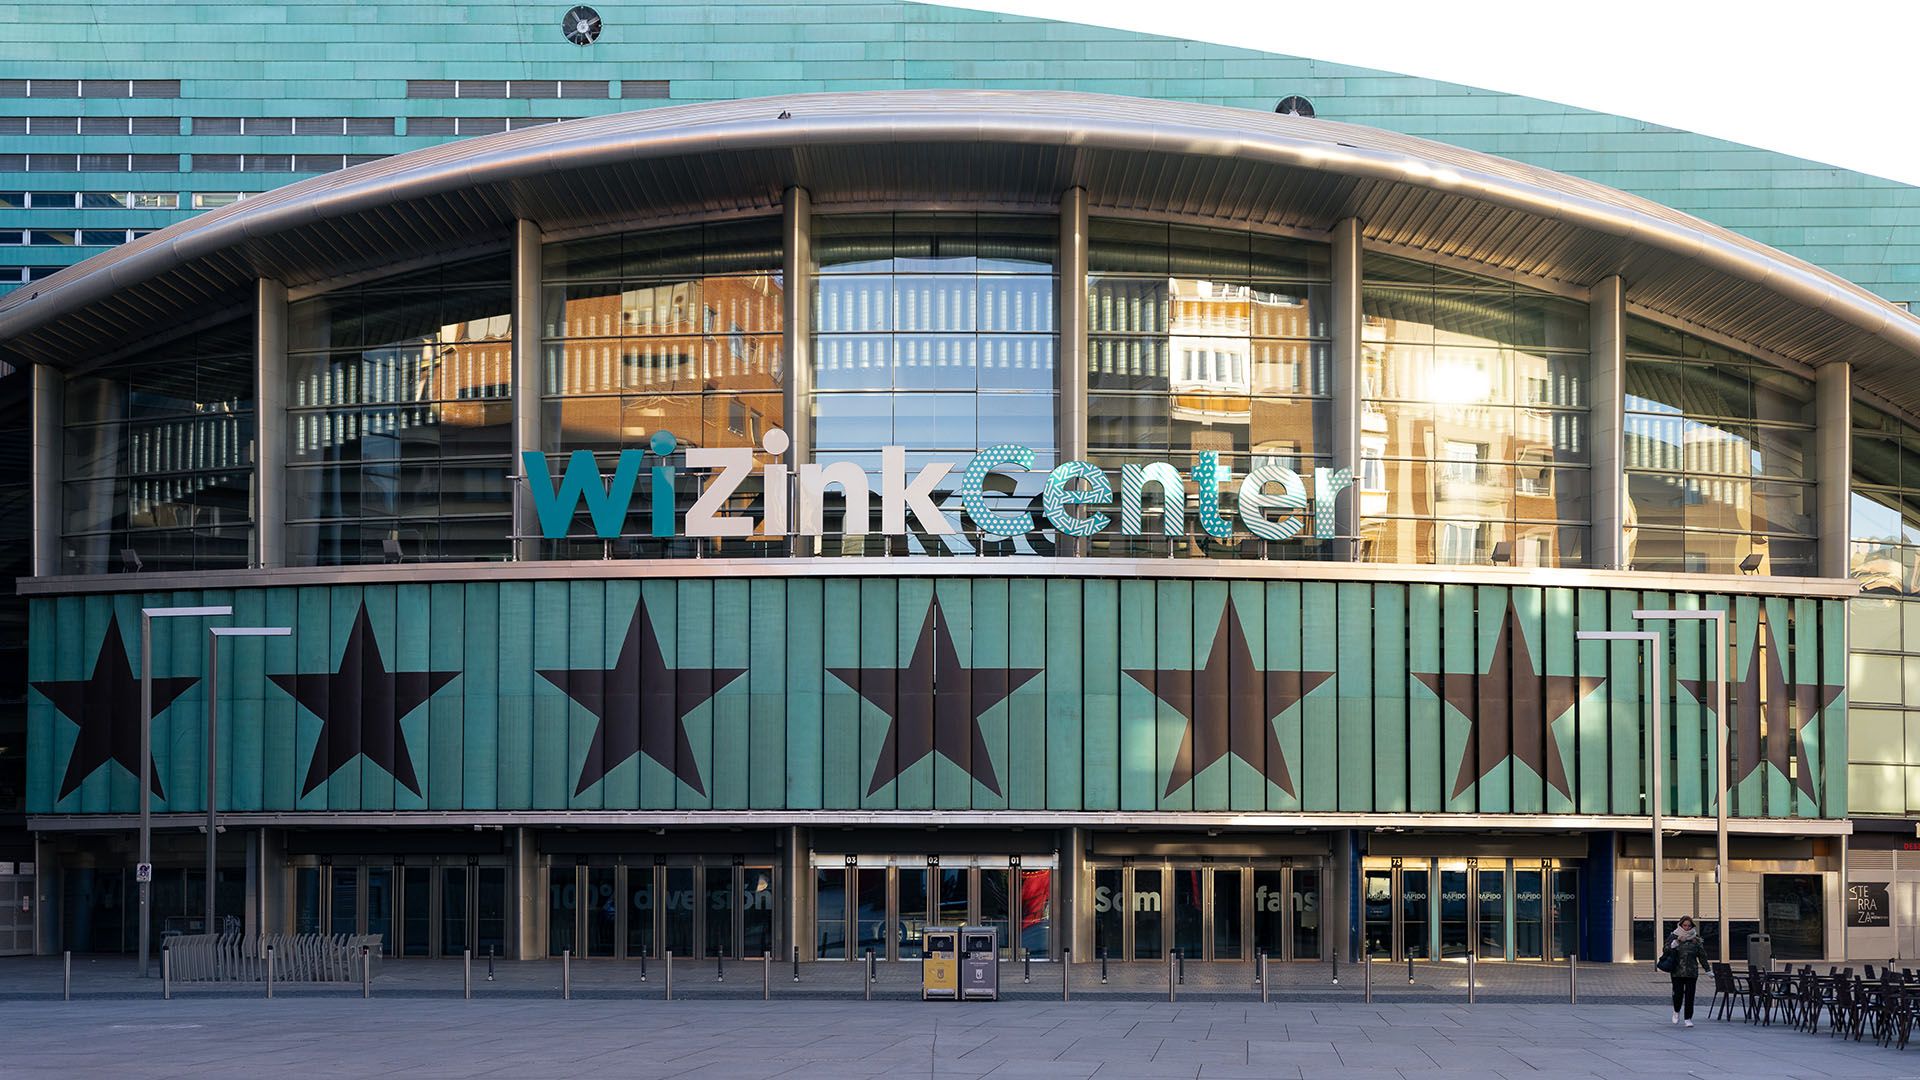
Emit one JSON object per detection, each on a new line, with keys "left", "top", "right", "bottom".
{"left": 400, "top": 866, "right": 432, "bottom": 957}
{"left": 1364, "top": 869, "right": 1393, "bottom": 958}
{"left": 1438, "top": 866, "right": 1469, "bottom": 959}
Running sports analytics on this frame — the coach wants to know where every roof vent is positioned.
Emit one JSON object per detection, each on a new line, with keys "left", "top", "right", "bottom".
{"left": 1275, "top": 96, "right": 1315, "bottom": 118}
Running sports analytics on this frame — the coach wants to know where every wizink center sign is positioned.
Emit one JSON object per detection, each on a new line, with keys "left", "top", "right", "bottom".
{"left": 524, "top": 428, "right": 1350, "bottom": 542}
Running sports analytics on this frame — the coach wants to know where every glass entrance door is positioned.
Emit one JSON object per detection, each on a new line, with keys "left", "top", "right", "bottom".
{"left": 1089, "top": 863, "right": 1281, "bottom": 962}
{"left": 814, "top": 858, "right": 1058, "bottom": 960}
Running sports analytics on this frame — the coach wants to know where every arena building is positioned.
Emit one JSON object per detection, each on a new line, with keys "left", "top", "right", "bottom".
{"left": 5, "top": 1, "right": 1920, "bottom": 969}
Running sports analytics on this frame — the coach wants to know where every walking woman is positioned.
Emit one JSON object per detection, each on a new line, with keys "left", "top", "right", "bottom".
{"left": 1666, "top": 915, "right": 1707, "bottom": 1027}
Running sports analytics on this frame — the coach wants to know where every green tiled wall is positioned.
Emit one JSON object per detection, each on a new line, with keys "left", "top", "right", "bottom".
{"left": 2, "top": 0, "right": 1918, "bottom": 304}
{"left": 27, "top": 577, "right": 1847, "bottom": 818}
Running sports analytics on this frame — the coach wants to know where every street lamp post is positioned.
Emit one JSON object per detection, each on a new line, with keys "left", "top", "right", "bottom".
{"left": 137, "top": 605, "right": 233, "bottom": 979}
{"left": 1635, "top": 608, "right": 1731, "bottom": 964}
{"left": 1577, "top": 630, "right": 1662, "bottom": 960}
{"left": 204, "top": 625, "right": 291, "bottom": 936}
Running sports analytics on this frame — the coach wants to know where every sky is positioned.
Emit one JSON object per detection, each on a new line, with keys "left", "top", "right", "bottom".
{"left": 961, "top": 0, "right": 1920, "bottom": 187}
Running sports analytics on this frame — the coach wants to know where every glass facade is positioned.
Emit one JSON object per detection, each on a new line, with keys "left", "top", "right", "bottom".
{"left": 1848, "top": 596, "right": 1920, "bottom": 814}
{"left": 541, "top": 218, "right": 786, "bottom": 557}
{"left": 62, "top": 320, "right": 254, "bottom": 573}
{"left": 1359, "top": 254, "right": 1590, "bottom": 567}
{"left": 1087, "top": 219, "right": 1331, "bottom": 557}
{"left": 36, "top": 214, "right": 1887, "bottom": 579}
{"left": 286, "top": 255, "right": 514, "bottom": 565}
{"left": 1623, "top": 318, "right": 1816, "bottom": 576}
{"left": 1851, "top": 402, "right": 1920, "bottom": 593}
{"left": 811, "top": 212, "right": 1057, "bottom": 554}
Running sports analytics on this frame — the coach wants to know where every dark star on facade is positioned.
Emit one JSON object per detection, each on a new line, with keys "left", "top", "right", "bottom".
{"left": 1413, "top": 602, "right": 1604, "bottom": 801}
{"left": 1678, "top": 619, "right": 1841, "bottom": 800}
{"left": 33, "top": 612, "right": 199, "bottom": 801}
{"left": 539, "top": 596, "right": 743, "bottom": 797}
{"left": 830, "top": 595, "right": 1040, "bottom": 797}
{"left": 1125, "top": 599, "right": 1331, "bottom": 798}
{"left": 270, "top": 604, "right": 459, "bottom": 797}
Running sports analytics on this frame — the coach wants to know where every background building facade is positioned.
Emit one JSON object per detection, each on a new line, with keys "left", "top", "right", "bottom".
{"left": 3, "top": 1, "right": 1918, "bottom": 966}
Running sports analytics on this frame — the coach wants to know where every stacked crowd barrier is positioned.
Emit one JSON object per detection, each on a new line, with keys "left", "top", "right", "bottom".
{"left": 165, "top": 933, "right": 383, "bottom": 983}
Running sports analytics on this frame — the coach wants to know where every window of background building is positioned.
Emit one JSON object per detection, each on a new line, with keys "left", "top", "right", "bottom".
{"left": 1359, "top": 254, "right": 1590, "bottom": 567}
{"left": 1086, "top": 219, "right": 1331, "bottom": 558}
{"left": 540, "top": 218, "right": 785, "bottom": 558}
{"left": 285, "top": 255, "right": 513, "bottom": 565}
{"left": 1623, "top": 319, "right": 1815, "bottom": 576}
{"left": 61, "top": 321, "right": 255, "bottom": 573}
{"left": 811, "top": 212, "right": 1057, "bottom": 555}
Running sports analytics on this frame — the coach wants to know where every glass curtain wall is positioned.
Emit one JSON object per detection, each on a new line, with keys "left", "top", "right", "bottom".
{"left": 61, "top": 320, "right": 254, "bottom": 573}
{"left": 540, "top": 218, "right": 786, "bottom": 557}
{"left": 810, "top": 212, "right": 1058, "bottom": 555}
{"left": 1358, "top": 254, "right": 1590, "bottom": 566}
{"left": 1623, "top": 318, "right": 1815, "bottom": 575}
{"left": 1086, "top": 219, "right": 1332, "bottom": 557}
{"left": 286, "top": 255, "right": 514, "bottom": 565}
{"left": 1851, "top": 403, "right": 1920, "bottom": 592}
{"left": 1848, "top": 596, "right": 1920, "bottom": 814}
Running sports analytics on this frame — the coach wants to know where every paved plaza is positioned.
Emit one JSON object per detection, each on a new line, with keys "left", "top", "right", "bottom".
{"left": 6, "top": 959, "right": 1920, "bottom": 1078}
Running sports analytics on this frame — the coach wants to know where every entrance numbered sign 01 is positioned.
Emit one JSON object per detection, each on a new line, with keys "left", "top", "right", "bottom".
{"left": 135, "top": 862, "right": 153, "bottom": 884}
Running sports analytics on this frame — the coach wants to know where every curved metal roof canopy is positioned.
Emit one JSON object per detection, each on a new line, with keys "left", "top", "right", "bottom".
{"left": 4, "top": 89, "right": 1919, "bottom": 410}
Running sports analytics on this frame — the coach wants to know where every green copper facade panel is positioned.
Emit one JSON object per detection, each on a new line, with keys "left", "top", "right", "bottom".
{"left": 26, "top": 576, "right": 1847, "bottom": 819}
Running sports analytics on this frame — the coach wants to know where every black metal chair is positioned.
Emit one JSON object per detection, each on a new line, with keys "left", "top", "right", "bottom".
{"left": 1709, "top": 963, "right": 1740, "bottom": 1022}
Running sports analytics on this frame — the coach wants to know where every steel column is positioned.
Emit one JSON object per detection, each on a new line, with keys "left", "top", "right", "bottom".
{"left": 254, "top": 278, "right": 288, "bottom": 568}
{"left": 1329, "top": 219, "right": 1362, "bottom": 561}
{"left": 1058, "top": 186, "right": 1088, "bottom": 464}
{"left": 30, "top": 363, "right": 62, "bottom": 577}
{"left": 510, "top": 219, "right": 543, "bottom": 562}
{"left": 782, "top": 188, "right": 813, "bottom": 556}
{"left": 1588, "top": 276, "right": 1626, "bottom": 569}
{"left": 1816, "top": 363, "right": 1852, "bottom": 579}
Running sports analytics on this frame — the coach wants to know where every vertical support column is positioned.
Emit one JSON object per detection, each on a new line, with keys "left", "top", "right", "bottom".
{"left": 513, "top": 826, "right": 540, "bottom": 960}
{"left": 253, "top": 826, "right": 283, "bottom": 937}
{"left": 1588, "top": 276, "right": 1626, "bottom": 569}
{"left": 782, "top": 188, "right": 813, "bottom": 470}
{"left": 1331, "top": 828, "right": 1355, "bottom": 963}
{"left": 782, "top": 825, "right": 806, "bottom": 962}
{"left": 1816, "top": 362, "right": 1852, "bottom": 578}
{"left": 255, "top": 278, "right": 288, "bottom": 569}
{"left": 1063, "top": 827, "right": 1086, "bottom": 962}
{"left": 30, "top": 363, "right": 62, "bottom": 577}
{"left": 1328, "top": 219, "right": 1362, "bottom": 561}
{"left": 1057, "top": 188, "right": 1089, "bottom": 463}
{"left": 511, "top": 220, "right": 544, "bottom": 562}
{"left": 782, "top": 189, "right": 813, "bottom": 556}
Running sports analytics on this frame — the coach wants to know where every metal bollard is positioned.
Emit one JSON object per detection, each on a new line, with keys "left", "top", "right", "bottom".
{"left": 1407, "top": 953, "right": 1414, "bottom": 985}
{"left": 1254, "top": 949, "right": 1263, "bottom": 987}
{"left": 488, "top": 945, "right": 496, "bottom": 982}
{"left": 1260, "top": 954, "right": 1269, "bottom": 1003}
{"left": 762, "top": 951, "right": 770, "bottom": 1001}
{"left": 1062, "top": 948, "right": 1070, "bottom": 1002}
{"left": 1177, "top": 948, "right": 1185, "bottom": 985}
{"left": 63, "top": 951, "right": 70, "bottom": 1002}
{"left": 792, "top": 945, "right": 800, "bottom": 983}
{"left": 1100, "top": 946, "right": 1108, "bottom": 984}
{"left": 1024, "top": 948, "right": 1031, "bottom": 984}
{"left": 362, "top": 944, "right": 371, "bottom": 999}
{"left": 266, "top": 944, "right": 274, "bottom": 999}
{"left": 562, "top": 949, "right": 571, "bottom": 1000}
{"left": 867, "top": 948, "right": 877, "bottom": 983}
{"left": 1467, "top": 951, "right": 1475, "bottom": 1004}
{"left": 1332, "top": 948, "right": 1338, "bottom": 985}
{"left": 665, "top": 950, "right": 674, "bottom": 1001}
{"left": 1167, "top": 952, "right": 1176, "bottom": 1003}
{"left": 1568, "top": 952, "right": 1577, "bottom": 1004}
{"left": 162, "top": 946, "right": 171, "bottom": 1000}
{"left": 640, "top": 950, "right": 647, "bottom": 982}
{"left": 864, "top": 949, "right": 873, "bottom": 1001}
{"left": 716, "top": 951, "right": 724, "bottom": 983}
{"left": 463, "top": 949, "right": 471, "bottom": 1000}
{"left": 1364, "top": 950, "right": 1372, "bottom": 1004}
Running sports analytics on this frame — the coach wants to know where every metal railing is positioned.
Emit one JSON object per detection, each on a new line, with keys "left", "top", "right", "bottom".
{"left": 163, "top": 932, "right": 384, "bottom": 984}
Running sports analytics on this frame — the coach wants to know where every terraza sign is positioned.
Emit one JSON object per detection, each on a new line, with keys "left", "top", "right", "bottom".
{"left": 525, "top": 428, "right": 1351, "bottom": 543}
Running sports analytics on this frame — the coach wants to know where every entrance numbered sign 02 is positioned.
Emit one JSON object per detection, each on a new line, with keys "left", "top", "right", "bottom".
{"left": 135, "top": 862, "right": 153, "bottom": 884}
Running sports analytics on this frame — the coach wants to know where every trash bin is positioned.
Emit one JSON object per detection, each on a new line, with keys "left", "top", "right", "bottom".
{"left": 961, "top": 925, "right": 999, "bottom": 1001}
{"left": 1746, "top": 933, "right": 1771, "bottom": 972}
{"left": 922, "top": 927, "right": 960, "bottom": 1000}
